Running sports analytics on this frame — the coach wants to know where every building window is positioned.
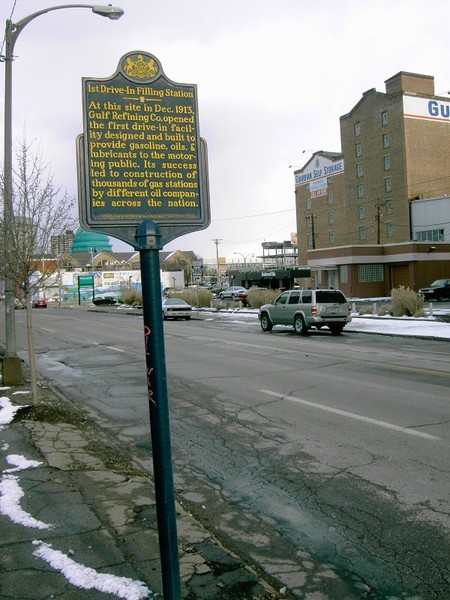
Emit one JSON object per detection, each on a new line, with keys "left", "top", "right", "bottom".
{"left": 384, "top": 155, "right": 391, "bottom": 170}
{"left": 306, "top": 197, "right": 312, "bottom": 209}
{"left": 358, "top": 205, "right": 365, "bottom": 219}
{"left": 386, "top": 222, "right": 394, "bottom": 237}
{"left": 416, "top": 229, "right": 444, "bottom": 242}
{"left": 327, "top": 192, "right": 334, "bottom": 205}
{"left": 306, "top": 214, "right": 312, "bottom": 228}
{"left": 328, "top": 211, "right": 335, "bottom": 225}
{"left": 358, "top": 264, "right": 384, "bottom": 282}
{"left": 386, "top": 199, "right": 393, "bottom": 214}
{"left": 381, "top": 111, "right": 388, "bottom": 126}
{"left": 356, "top": 163, "right": 364, "bottom": 177}
{"left": 357, "top": 184, "right": 364, "bottom": 198}
{"left": 329, "top": 231, "right": 336, "bottom": 244}
{"left": 355, "top": 142, "right": 362, "bottom": 157}
{"left": 354, "top": 122, "right": 361, "bottom": 136}
{"left": 383, "top": 133, "right": 390, "bottom": 148}
{"left": 359, "top": 226, "right": 366, "bottom": 240}
{"left": 385, "top": 177, "right": 392, "bottom": 192}
{"left": 340, "top": 265, "right": 349, "bottom": 284}
{"left": 307, "top": 233, "right": 313, "bottom": 248}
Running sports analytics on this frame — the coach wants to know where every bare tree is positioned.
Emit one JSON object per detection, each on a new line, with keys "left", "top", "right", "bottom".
{"left": 164, "top": 254, "right": 193, "bottom": 286}
{"left": 1, "top": 138, "right": 76, "bottom": 403}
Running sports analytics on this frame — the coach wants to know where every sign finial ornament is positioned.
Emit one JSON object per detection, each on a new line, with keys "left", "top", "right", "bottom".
{"left": 122, "top": 53, "right": 159, "bottom": 80}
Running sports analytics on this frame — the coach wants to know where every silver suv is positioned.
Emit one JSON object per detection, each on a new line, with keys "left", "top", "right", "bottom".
{"left": 258, "top": 288, "right": 352, "bottom": 335}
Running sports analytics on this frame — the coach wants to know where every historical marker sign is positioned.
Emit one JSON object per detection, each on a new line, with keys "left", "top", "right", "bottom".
{"left": 77, "top": 51, "right": 210, "bottom": 247}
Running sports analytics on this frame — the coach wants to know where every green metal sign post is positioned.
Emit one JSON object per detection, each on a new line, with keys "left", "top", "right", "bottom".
{"left": 77, "top": 274, "right": 95, "bottom": 305}
{"left": 77, "top": 52, "right": 210, "bottom": 600}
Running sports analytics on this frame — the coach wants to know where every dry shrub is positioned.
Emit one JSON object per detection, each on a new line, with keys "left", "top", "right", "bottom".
{"left": 247, "top": 287, "right": 281, "bottom": 308}
{"left": 390, "top": 285, "right": 426, "bottom": 317}
{"left": 121, "top": 288, "right": 142, "bottom": 306}
{"left": 171, "top": 288, "right": 213, "bottom": 307}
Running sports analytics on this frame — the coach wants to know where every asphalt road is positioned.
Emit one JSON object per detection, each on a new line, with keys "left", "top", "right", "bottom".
{"left": 8, "top": 305, "right": 450, "bottom": 599}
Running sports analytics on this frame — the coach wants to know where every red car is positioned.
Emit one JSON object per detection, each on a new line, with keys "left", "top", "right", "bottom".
{"left": 33, "top": 299, "right": 48, "bottom": 308}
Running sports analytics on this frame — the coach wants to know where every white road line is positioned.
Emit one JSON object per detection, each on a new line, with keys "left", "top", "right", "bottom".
{"left": 260, "top": 389, "right": 441, "bottom": 440}
{"left": 89, "top": 342, "right": 124, "bottom": 353}
{"left": 41, "top": 328, "right": 55, "bottom": 332}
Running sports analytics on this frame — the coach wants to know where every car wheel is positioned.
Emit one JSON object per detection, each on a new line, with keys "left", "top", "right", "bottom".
{"left": 260, "top": 313, "right": 273, "bottom": 332}
{"left": 294, "top": 315, "right": 308, "bottom": 335}
{"left": 329, "top": 324, "right": 344, "bottom": 336}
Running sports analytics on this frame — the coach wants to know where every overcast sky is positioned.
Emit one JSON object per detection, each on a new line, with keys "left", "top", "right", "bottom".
{"left": 1, "top": 0, "right": 450, "bottom": 261}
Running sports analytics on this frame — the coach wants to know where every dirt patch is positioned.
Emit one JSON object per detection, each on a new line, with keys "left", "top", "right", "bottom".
{"left": 16, "top": 401, "right": 90, "bottom": 427}
{"left": 15, "top": 398, "right": 146, "bottom": 477}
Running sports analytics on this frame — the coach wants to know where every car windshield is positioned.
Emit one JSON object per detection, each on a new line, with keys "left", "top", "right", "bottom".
{"left": 316, "top": 290, "right": 347, "bottom": 304}
{"left": 165, "top": 298, "right": 188, "bottom": 306}
{"left": 430, "top": 280, "right": 447, "bottom": 287}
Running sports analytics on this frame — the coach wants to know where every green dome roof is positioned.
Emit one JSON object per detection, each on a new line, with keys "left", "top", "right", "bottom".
{"left": 71, "top": 227, "right": 113, "bottom": 253}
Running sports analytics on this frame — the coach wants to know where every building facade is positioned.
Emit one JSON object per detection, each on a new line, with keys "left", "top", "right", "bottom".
{"left": 294, "top": 71, "right": 450, "bottom": 297}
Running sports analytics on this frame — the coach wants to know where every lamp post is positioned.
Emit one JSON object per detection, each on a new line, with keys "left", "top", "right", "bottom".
{"left": 212, "top": 237, "right": 222, "bottom": 285}
{"left": 2, "top": 4, "right": 124, "bottom": 383}
{"left": 233, "top": 251, "right": 254, "bottom": 266}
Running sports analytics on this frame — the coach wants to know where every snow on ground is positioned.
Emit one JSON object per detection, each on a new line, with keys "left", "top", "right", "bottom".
{"left": 199, "top": 307, "right": 450, "bottom": 340}
{"left": 0, "top": 394, "right": 156, "bottom": 599}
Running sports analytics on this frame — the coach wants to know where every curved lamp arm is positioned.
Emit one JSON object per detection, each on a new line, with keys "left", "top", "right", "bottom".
{"left": 4, "top": 4, "right": 123, "bottom": 56}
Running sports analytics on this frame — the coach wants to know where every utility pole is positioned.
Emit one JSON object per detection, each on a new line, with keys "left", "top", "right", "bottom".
{"left": 375, "top": 200, "right": 387, "bottom": 245}
{"left": 212, "top": 238, "right": 222, "bottom": 285}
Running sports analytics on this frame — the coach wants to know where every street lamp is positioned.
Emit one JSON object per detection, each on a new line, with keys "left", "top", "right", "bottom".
{"left": 2, "top": 4, "right": 124, "bottom": 382}
{"left": 234, "top": 251, "right": 254, "bottom": 266}
{"left": 212, "top": 238, "right": 222, "bottom": 285}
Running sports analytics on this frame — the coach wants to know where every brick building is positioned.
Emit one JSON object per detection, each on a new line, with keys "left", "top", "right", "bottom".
{"left": 294, "top": 71, "right": 450, "bottom": 297}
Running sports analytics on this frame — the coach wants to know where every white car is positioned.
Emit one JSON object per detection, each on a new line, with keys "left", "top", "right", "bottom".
{"left": 218, "top": 286, "right": 248, "bottom": 303}
{"left": 162, "top": 298, "right": 192, "bottom": 320}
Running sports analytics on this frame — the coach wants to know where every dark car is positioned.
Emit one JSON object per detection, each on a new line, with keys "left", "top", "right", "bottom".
{"left": 419, "top": 279, "right": 450, "bottom": 302}
{"left": 92, "top": 295, "right": 118, "bottom": 306}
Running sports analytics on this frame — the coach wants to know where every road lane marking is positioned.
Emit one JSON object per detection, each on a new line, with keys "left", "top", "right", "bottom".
{"left": 90, "top": 342, "right": 125, "bottom": 353}
{"left": 260, "top": 389, "right": 441, "bottom": 440}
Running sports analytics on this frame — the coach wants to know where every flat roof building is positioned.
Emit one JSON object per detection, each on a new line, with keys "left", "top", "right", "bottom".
{"left": 294, "top": 72, "right": 450, "bottom": 296}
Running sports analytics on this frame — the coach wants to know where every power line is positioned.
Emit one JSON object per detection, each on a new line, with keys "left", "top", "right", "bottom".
{"left": 0, "top": 0, "right": 18, "bottom": 58}
{"left": 213, "top": 208, "right": 294, "bottom": 223}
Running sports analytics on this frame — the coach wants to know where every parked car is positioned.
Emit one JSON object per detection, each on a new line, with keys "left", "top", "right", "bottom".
{"left": 419, "top": 279, "right": 450, "bottom": 302}
{"left": 258, "top": 288, "right": 352, "bottom": 335}
{"left": 32, "top": 299, "right": 48, "bottom": 308}
{"left": 92, "top": 295, "right": 117, "bottom": 306}
{"left": 162, "top": 297, "right": 192, "bottom": 320}
{"left": 14, "top": 298, "right": 26, "bottom": 309}
{"left": 210, "top": 286, "right": 223, "bottom": 298}
{"left": 219, "top": 286, "right": 249, "bottom": 304}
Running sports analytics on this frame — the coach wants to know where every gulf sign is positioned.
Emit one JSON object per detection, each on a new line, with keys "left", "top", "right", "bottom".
{"left": 404, "top": 96, "right": 450, "bottom": 123}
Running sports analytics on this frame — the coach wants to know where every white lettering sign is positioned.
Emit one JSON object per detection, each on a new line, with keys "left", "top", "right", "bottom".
{"left": 404, "top": 96, "right": 450, "bottom": 123}
{"left": 295, "top": 157, "right": 344, "bottom": 187}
